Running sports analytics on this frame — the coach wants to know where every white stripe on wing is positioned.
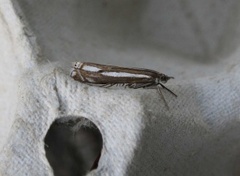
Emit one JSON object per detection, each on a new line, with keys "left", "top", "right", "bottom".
{"left": 101, "top": 72, "right": 150, "bottom": 78}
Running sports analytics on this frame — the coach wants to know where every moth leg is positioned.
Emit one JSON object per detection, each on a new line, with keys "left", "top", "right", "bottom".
{"left": 105, "top": 84, "right": 115, "bottom": 88}
{"left": 99, "top": 84, "right": 112, "bottom": 88}
{"left": 129, "top": 83, "right": 139, "bottom": 89}
{"left": 98, "top": 84, "right": 106, "bottom": 87}
{"left": 159, "top": 83, "right": 177, "bottom": 97}
{"left": 131, "top": 83, "right": 154, "bottom": 89}
{"left": 110, "top": 83, "right": 117, "bottom": 87}
{"left": 131, "top": 83, "right": 137, "bottom": 88}
{"left": 126, "top": 83, "right": 133, "bottom": 88}
{"left": 126, "top": 83, "right": 136, "bottom": 89}
{"left": 141, "top": 83, "right": 156, "bottom": 89}
{"left": 157, "top": 85, "right": 169, "bottom": 110}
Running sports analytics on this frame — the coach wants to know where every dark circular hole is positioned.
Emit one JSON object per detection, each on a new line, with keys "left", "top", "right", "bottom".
{"left": 44, "top": 117, "right": 103, "bottom": 176}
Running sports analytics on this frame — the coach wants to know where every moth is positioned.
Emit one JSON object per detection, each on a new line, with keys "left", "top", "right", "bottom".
{"left": 70, "top": 62, "right": 177, "bottom": 109}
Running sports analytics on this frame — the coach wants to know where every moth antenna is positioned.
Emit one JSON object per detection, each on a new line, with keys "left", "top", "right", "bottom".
{"left": 157, "top": 86, "right": 169, "bottom": 110}
{"left": 159, "top": 83, "right": 177, "bottom": 98}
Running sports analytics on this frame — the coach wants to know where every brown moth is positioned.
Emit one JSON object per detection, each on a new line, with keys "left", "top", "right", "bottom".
{"left": 70, "top": 62, "right": 177, "bottom": 109}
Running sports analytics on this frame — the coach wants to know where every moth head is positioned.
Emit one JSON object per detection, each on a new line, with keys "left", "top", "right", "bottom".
{"left": 72, "top": 62, "right": 82, "bottom": 69}
{"left": 159, "top": 74, "right": 174, "bottom": 84}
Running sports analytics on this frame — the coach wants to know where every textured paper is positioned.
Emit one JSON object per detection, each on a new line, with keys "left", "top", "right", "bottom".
{"left": 1, "top": 0, "right": 240, "bottom": 176}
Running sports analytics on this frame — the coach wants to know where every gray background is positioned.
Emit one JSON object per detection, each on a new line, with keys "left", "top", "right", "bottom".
{"left": 3, "top": 0, "right": 240, "bottom": 175}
